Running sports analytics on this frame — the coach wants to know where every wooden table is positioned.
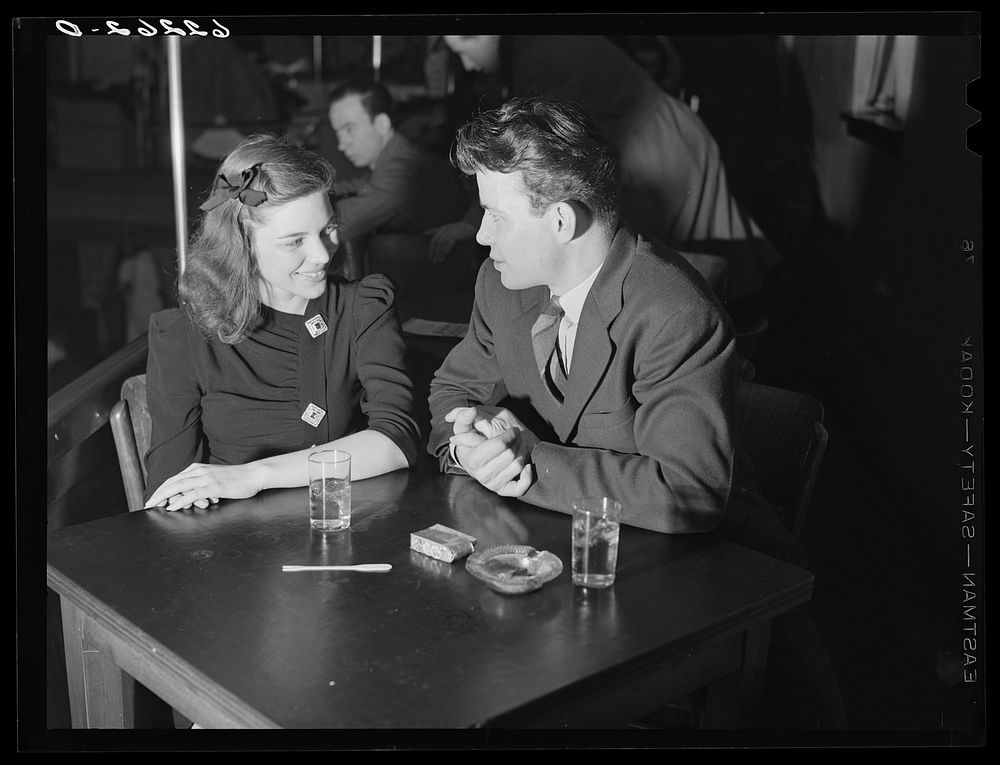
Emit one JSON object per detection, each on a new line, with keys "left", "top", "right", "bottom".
{"left": 47, "top": 458, "right": 812, "bottom": 730}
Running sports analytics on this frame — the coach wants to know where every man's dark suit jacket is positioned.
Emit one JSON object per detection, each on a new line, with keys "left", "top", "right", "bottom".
{"left": 428, "top": 228, "right": 840, "bottom": 725}
{"left": 428, "top": 228, "right": 799, "bottom": 557}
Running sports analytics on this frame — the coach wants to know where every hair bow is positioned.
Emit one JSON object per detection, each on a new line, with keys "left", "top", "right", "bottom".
{"left": 199, "top": 163, "right": 268, "bottom": 211}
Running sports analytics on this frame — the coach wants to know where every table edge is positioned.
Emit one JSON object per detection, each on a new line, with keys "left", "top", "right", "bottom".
{"left": 48, "top": 561, "right": 280, "bottom": 729}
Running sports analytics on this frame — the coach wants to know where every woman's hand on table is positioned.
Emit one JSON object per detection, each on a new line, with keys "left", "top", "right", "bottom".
{"left": 144, "top": 462, "right": 263, "bottom": 511}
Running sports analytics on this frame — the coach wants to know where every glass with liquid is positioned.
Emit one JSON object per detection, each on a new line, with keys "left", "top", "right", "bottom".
{"left": 308, "top": 449, "right": 351, "bottom": 532}
{"left": 571, "top": 497, "right": 621, "bottom": 588}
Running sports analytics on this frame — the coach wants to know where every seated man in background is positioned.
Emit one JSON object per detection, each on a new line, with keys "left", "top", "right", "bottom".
{"left": 428, "top": 95, "right": 846, "bottom": 730}
{"left": 328, "top": 79, "right": 483, "bottom": 298}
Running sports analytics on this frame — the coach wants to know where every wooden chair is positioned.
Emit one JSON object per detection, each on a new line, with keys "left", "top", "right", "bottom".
{"left": 634, "top": 381, "right": 830, "bottom": 731}
{"left": 109, "top": 374, "right": 151, "bottom": 513}
{"left": 735, "top": 381, "right": 829, "bottom": 538}
{"left": 109, "top": 373, "right": 199, "bottom": 728}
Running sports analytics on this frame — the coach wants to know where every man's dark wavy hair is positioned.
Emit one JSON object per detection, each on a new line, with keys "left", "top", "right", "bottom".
{"left": 452, "top": 95, "right": 621, "bottom": 231}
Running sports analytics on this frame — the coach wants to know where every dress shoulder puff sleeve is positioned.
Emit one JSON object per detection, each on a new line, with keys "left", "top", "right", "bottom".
{"left": 351, "top": 274, "right": 422, "bottom": 466}
{"left": 143, "top": 308, "right": 206, "bottom": 502}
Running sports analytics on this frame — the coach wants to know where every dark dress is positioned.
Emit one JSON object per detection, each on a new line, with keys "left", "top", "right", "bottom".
{"left": 143, "top": 274, "right": 421, "bottom": 503}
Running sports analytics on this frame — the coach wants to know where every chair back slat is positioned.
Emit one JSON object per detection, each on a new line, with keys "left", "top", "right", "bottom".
{"left": 109, "top": 374, "right": 150, "bottom": 512}
{"left": 735, "top": 382, "right": 829, "bottom": 538}
{"left": 121, "top": 375, "right": 151, "bottom": 481}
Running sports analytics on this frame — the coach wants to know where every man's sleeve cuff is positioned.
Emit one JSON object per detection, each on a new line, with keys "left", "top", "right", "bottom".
{"left": 448, "top": 442, "right": 466, "bottom": 472}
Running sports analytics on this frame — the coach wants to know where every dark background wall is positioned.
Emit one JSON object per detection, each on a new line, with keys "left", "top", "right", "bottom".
{"left": 752, "top": 33, "right": 983, "bottom": 733}
{"left": 793, "top": 33, "right": 981, "bottom": 594}
{"left": 654, "top": 28, "right": 982, "bottom": 734}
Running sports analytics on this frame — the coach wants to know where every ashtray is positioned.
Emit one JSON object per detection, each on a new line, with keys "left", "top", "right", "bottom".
{"left": 465, "top": 545, "right": 563, "bottom": 595}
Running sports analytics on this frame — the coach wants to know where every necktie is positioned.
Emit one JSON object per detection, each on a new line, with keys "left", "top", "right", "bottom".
{"left": 531, "top": 297, "right": 568, "bottom": 402}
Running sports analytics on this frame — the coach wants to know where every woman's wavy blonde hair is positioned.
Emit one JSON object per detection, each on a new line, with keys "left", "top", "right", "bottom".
{"left": 180, "top": 133, "right": 336, "bottom": 344}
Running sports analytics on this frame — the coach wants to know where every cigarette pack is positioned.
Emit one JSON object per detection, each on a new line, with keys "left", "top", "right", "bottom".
{"left": 410, "top": 524, "right": 477, "bottom": 563}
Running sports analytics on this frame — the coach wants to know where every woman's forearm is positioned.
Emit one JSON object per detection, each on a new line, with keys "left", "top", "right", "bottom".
{"left": 251, "top": 429, "right": 409, "bottom": 491}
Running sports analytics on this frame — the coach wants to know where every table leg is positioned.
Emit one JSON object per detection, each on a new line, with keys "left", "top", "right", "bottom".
{"left": 59, "top": 597, "right": 135, "bottom": 728}
{"left": 739, "top": 620, "right": 772, "bottom": 722}
{"left": 702, "top": 621, "right": 772, "bottom": 729}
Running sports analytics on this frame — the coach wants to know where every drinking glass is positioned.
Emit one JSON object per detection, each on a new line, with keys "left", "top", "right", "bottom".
{"left": 308, "top": 450, "right": 351, "bottom": 532}
{"left": 571, "top": 497, "right": 621, "bottom": 587}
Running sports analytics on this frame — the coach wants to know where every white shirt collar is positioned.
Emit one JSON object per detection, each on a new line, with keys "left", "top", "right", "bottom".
{"left": 552, "top": 262, "right": 604, "bottom": 325}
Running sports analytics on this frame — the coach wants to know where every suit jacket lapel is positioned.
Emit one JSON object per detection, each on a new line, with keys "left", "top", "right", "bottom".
{"left": 555, "top": 229, "right": 633, "bottom": 440}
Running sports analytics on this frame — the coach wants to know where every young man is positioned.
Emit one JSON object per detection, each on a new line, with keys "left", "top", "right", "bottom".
{"left": 428, "top": 96, "right": 846, "bottom": 729}
{"left": 327, "top": 80, "right": 477, "bottom": 291}
{"left": 429, "top": 95, "right": 740, "bottom": 533}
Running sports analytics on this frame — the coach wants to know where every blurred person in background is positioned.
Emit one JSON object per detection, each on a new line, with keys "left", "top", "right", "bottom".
{"left": 117, "top": 244, "right": 165, "bottom": 342}
{"left": 433, "top": 34, "right": 783, "bottom": 330}
{"left": 328, "top": 79, "right": 482, "bottom": 296}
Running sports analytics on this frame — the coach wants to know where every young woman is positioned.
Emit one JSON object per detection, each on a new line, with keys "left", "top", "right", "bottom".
{"left": 143, "top": 133, "right": 421, "bottom": 511}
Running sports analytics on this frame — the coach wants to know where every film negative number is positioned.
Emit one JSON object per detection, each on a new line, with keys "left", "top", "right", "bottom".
{"left": 55, "top": 18, "right": 230, "bottom": 38}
